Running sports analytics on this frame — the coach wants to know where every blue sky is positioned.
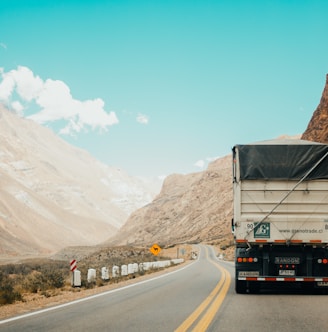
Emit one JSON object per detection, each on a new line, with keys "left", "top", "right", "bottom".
{"left": 1, "top": 0, "right": 328, "bottom": 177}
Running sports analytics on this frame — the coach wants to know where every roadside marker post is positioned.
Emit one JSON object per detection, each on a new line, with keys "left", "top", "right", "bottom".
{"left": 70, "top": 259, "right": 81, "bottom": 287}
{"left": 70, "top": 259, "right": 77, "bottom": 272}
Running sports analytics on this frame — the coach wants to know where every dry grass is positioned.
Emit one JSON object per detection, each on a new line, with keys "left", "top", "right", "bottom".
{"left": 0, "top": 244, "right": 195, "bottom": 320}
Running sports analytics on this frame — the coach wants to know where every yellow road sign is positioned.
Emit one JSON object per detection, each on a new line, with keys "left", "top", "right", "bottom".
{"left": 150, "top": 243, "right": 161, "bottom": 256}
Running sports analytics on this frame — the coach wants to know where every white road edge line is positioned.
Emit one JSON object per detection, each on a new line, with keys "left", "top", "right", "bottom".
{"left": 0, "top": 258, "right": 198, "bottom": 325}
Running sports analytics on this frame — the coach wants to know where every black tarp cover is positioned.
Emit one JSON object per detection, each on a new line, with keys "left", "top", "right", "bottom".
{"left": 233, "top": 140, "right": 328, "bottom": 180}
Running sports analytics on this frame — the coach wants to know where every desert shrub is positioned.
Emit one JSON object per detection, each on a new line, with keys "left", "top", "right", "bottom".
{"left": 40, "top": 266, "right": 65, "bottom": 289}
{"left": 23, "top": 271, "right": 43, "bottom": 293}
{"left": 0, "top": 271, "right": 22, "bottom": 305}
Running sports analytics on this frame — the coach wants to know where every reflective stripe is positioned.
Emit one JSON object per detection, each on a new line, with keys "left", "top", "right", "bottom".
{"left": 239, "top": 277, "right": 328, "bottom": 282}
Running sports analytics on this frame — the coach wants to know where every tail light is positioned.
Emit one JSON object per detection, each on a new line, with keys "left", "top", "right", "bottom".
{"left": 237, "top": 257, "right": 258, "bottom": 263}
{"left": 318, "top": 258, "right": 328, "bottom": 264}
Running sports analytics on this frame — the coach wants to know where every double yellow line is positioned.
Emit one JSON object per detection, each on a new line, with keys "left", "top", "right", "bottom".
{"left": 175, "top": 247, "right": 231, "bottom": 332}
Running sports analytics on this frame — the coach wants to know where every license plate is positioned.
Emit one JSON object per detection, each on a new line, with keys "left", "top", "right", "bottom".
{"left": 279, "top": 270, "right": 295, "bottom": 276}
{"left": 275, "top": 257, "right": 300, "bottom": 264}
{"left": 317, "top": 282, "right": 328, "bottom": 287}
{"left": 238, "top": 271, "right": 259, "bottom": 277}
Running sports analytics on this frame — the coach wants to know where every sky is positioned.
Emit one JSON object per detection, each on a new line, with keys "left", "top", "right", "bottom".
{"left": 0, "top": 0, "right": 328, "bottom": 177}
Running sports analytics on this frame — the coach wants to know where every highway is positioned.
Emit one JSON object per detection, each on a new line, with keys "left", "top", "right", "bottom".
{"left": 1, "top": 245, "right": 328, "bottom": 331}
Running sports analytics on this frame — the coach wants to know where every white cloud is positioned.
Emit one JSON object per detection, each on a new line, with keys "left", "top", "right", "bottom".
{"left": 194, "top": 156, "right": 219, "bottom": 170}
{"left": 59, "top": 119, "right": 83, "bottom": 136}
{"left": 0, "top": 43, "right": 7, "bottom": 50}
{"left": 0, "top": 67, "right": 15, "bottom": 100}
{"left": 14, "top": 66, "right": 43, "bottom": 101}
{"left": 11, "top": 101, "right": 24, "bottom": 115}
{"left": 136, "top": 113, "right": 149, "bottom": 124}
{"left": 0, "top": 66, "right": 119, "bottom": 134}
{"left": 194, "top": 160, "right": 205, "bottom": 169}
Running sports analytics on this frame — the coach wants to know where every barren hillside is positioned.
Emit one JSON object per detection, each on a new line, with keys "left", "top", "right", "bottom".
{"left": 2, "top": 72, "right": 328, "bottom": 261}
{"left": 0, "top": 105, "right": 160, "bottom": 259}
{"left": 107, "top": 155, "right": 233, "bottom": 248}
{"left": 107, "top": 74, "right": 328, "bottom": 250}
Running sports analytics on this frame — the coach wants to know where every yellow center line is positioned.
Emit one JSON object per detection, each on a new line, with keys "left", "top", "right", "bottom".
{"left": 192, "top": 264, "right": 231, "bottom": 331}
{"left": 175, "top": 247, "right": 231, "bottom": 332}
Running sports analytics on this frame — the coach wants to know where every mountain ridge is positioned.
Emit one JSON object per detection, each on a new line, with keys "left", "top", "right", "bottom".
{"left": 107, "top": 74, "right": 328, "bottom": 249}
{"left": 0, "top": 105, "right": 160, "bottom": 259}
{"left": 302, "top": 74, "right": 328, "bottom": 143}
{"left": 106, "top": 155, "right": 233, "bottom": 248}
{"left": 1, "top": 73, "right": 328, "bottom": 260}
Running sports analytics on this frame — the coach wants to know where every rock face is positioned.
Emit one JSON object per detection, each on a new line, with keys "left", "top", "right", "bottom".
{"left": 0, "top": 105, "right": 160, "bottom": 258}
{"left": 107, "top": 155, "right": 233, "bottom": 247}
{"left": 110, "top": 74, "right": 328, "bottom": 249}
{"left": 302, "top": 74, "right": 328, "bottom": 143}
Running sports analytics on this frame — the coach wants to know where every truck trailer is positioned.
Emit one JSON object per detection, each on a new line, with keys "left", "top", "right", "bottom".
{"left": 232, "top": 139, "right": 328, "bottom": 293}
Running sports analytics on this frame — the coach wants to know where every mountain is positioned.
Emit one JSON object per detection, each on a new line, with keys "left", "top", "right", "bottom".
{"left": 302, "top": 74, "right": 328, "bottom": 143}
{"left": 107, "top": 155, "right": 233, "bottom": 248}
{"left": 108, "top": 74, "right": 328, "bottom": 250}
{"left": 0, "top": 105, "right": 160, "bottom": 259}
{"left": 3, "top": 72, "right": 328, "bottom": 261}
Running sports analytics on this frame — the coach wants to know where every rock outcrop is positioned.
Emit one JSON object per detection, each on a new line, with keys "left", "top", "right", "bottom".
{"left": 109, "top": 74, "right": 328, "bottom": 250}
{"left": 302, "top": 74, "right": 328, "bottom": 143}
{"left": 107, "top": 155, "right": 233, "bottom": 248}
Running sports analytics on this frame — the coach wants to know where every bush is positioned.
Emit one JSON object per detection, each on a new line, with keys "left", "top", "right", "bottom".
{"left": 0, "top": 271, "right": 22, "bottom": 305}
{"left": 40, "top": 266, "right": 65, "bottom": 289}
{"left": 23, "top": 271, "right": 43, "bottom": 293}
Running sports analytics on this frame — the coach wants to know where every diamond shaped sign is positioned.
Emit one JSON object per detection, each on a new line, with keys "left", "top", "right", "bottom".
{"left": 150, "top": 244, "right": 161, "bottom": 256}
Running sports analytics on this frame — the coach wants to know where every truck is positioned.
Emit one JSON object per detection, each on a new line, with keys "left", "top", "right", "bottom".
{"left": 232, "top": 139, "right": 328, "bottom": 293}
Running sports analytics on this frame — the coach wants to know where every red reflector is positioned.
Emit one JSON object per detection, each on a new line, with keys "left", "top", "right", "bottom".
{"left": 248, "top": 257, "right": 253, "bottom": 263}
{"left": 237, "top": 257, "right": 243, "bottom": 263}
{"left": 323, "top": 258, "right": 328, "bottom": 264}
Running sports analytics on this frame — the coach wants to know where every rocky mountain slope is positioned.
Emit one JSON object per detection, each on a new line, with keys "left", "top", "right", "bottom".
{"left": 2, "top": 72, "right": 328, "bottom": 261}
{"left": 107, "top": 155, "right": 233, "bottom": 248}
{"left": 108, "top": 74, "right": 328, "bottom": 249}
{"left": 0, "top": 105, "right": 160, "bottom": 258}
{"left": 302, "top": 74, "right": 328, "bottom": 143}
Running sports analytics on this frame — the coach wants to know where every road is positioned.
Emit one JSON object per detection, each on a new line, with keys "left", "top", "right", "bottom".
{"left": 1, "top": 245, "right": 328, "bottom": 331}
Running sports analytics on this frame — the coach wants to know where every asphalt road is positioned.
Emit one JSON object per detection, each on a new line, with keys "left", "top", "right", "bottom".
{"left": 1, "top": 245, "right": 328, "bottom": 332}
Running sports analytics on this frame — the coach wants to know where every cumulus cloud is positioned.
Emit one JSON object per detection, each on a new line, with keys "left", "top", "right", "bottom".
{"left": 0, "top": 66, "right": 119, "bottom": 134}
{"left": 136, "top": 113, "right": 149, "bottom": 124}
